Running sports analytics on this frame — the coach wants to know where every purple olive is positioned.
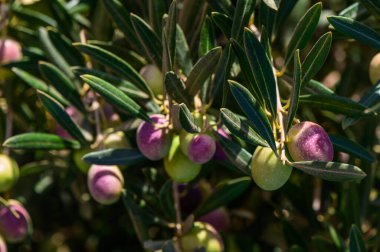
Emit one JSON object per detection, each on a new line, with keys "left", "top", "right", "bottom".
{"left": 87, "top": 165, "right": 124, "bottom": 205}
{"left": 198, "top": 208, "right": 230, "bottom": 232}
{"left": 287, "top": 121, "right": 334, "bottom": 162}
{"left": 187, "top": 134, "right": 216, "bottom": 164}
{"left": 178, "top": 184, "right": 203, "bottom": 215}
{"left": 0, "top": 200, "right": 32, "bottom": 243}
{"left": 136, "top": 114, "right": 172, "bottom": 161}
{"left": 0, "top": 39, "right": 22, "bottom": 64}
{"left": 213, "top": 128, "right": 230, "bottom": 161}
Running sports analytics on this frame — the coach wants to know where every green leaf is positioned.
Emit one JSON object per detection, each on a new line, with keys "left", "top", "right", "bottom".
{"left": 285, "top": 50, "right": 302, "bottom": 133}
{"left": 284, "top": 2, "right": 322, "bottom": 66}
{"left": 343, "top": 81, "right": 380, "bottom": 128}
{"left": 11, "top": 3, "right": 57, "bottom": 27}
{"left": 83, "top": 148, "right": 146, "bottom": 165}
{"left": 102, "top": 0, "right": 140, "bottom": 51}
{"left": 178, "top": 103, "right": 200, "bottom": 133}
{"left": 148, "top": 0, "right": 167, "bottom": 35}
{"left": 81, "top": 75, "right": 151, "bottom": 122}
{"left": 259, "top": 2, "right": 276, "bottom": 39}
{"left": 220, "top": 108, "right": 268, "bottom": 147}
{"left": 47, "top": 29, "right": 85, "bottom": 67}
{"left": 206, "top": 0, "right": 233, "bottom": 15}
{"left": 199, "top": 16, "right": 215, "bottom": 56}
{"left": 302, "top": 32, "right": 332, "bottom": 86}
{"left": 291, "top": 161, "right": 366, "bottom": 182}
{"left": 229, "top": 80, "right": 277, "bottom": 153}
{"left": 164, "top": 71, "right": 191, "bottom": 106}
{"left": 39, "top": 62, "right": 85, "bottom": 112}
{"left": 194, "top": 177, "right": 251, "bottom": 217}
{"left": 164, "top": 0, "right": 177, "bottom": 70}
{"left": 328, "top": 16, "right": 380, "bottom": 50}
{"left": 175, "top": 25, "right": 193, "bottom": 76}
{"left": 231, "top": 39, "right": 263, "bottom": 104}
{"left": 210, "top": 44, "right": 233, "bottom": 103}
{"left": 186, "top": 46, "right": 222, "bottom": 96}
{"left": 243, "top": 28, "right": 277, "bottom": 118}
{"left": 3, "top": 133, "right": 80, "bottom": 150}
{"left": 38, "top": 92, "right": 88, "bottom": 144}
{"left": 338, "top": 2, "right": 369, "bottom": 20}
{"left": 262, "top": 0, "right": 280, "bottom": 10}
{"left": 12, "top": 67, "right": 69, "bottom": 106}
{"left": 329, "top": 135, "right": 375, "bottom": 162}
{"left": 273, "top": 0, "right": 298, "bottom": 36}
{"left": 215, "top": 135, "right": 252, "bottom": 175}
{"left": 74, "top": 43, "right": 153, "bottom": 97}
{"left": 299, "top": 94, "right": 372, "bottom": 117}
{"left": 71, "top": 67, "right": 149, "bottom": 100}
{"left": 305, "top": 79, "right": 334, "bottom": 95}
{"left": 158, "top": 181, "right": 176, "bottom": 221}
{"left": 211, "top": 12, "right": 232, "bottom": 38}
{"left": 358, "top": 0, "right": 380, "bottom": 18}
{"left": 131, "top": 13, "right": 163, "bottom": 67}
{"left": 231, "top": 0, "right": 256, "bottom": 41}
{"left": 349, "top": 224, "right": 366, "bottom": 252}
{"left": 38, "top": 27, "right": 74, "bottom": 79}
{"left": 47, "top": 0, "right": 76, "bottom": 39}
{"left": 260, "top": 26, "right": 272, "bottom": 60}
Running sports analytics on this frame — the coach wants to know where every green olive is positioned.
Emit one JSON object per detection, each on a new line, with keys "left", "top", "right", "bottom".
{"left": 181, "top": 222, "right": 224, "bottom": 252}
{"left": 0, "top": 154, "right": 19, "bottom": 192}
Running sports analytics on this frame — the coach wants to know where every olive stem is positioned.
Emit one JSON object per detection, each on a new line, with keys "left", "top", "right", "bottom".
{"left": 274, "top": 67, "right": 287, "bottom": 163}
{"left": 172, "top": 182, "right": 183, "bottom": 252}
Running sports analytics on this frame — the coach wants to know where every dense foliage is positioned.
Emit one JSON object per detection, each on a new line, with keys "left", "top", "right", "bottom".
{"left": 0, "top": 0, "right": 379, "bottom": 251}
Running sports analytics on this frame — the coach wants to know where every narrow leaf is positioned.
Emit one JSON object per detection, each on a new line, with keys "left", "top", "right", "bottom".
{"left": 302, "top": 32, "right": 332, "bottom": 86}
{"left": 305, "top": 79, "right": 334, "bottom": 95}
{"left": 39, "top": 62, "right": 85, "bottom": 112}
{"left": 186, "top": 47, "right": 222, "bottom": 96}
{"left": 229, "top": 80, "right": 277, "bottom": 153}
{"left": 164, "top": 71, "right": 191, "bottom": 106}
{"left": 349, "top": 225, "right": 366, "bottom": 252}
{"left": 339, "top": 2, "right": 369, "bottom": 20}
{"left": 292, "top": 161, "right": 366, "bottom": 182}
{"left": 220, "top": 108, "right": 268, "bottom": 147}
{"left": 3, "top": 133, "right": 80, "bottom": 150}
{"left": 299, "top": 94, "right": 372, "bottom": 117}
{"left": 329, "top": 135, "right": 375, "bottom": 162}
{"left": 131, "top": 13, "right": 163, "bottom": 67}
{"left": 358, "top": 0, "right": 380, "bottom": 18}
{"left": 83, "top": 148, "right": 146, "bottom": 165}
{"left": 148, "top": 0, "right": 167, "bottom": 34}
{"left": 178, "top": 103, "right": 200, "bottom": 133}
{"left": 231, "top": 0, "right": 256, "bottom": 41}
{"left": 284, "top": 2, "right": 322, "bottom": 66}
{"left": 244, "top": 28, "right": 277, "bottom": 118}
{"left": 328, "top": 16, "right": 380, "bottom": 50}
{"left": 12, "top": 67, "right": 69, "bottom": 106}
{"left": 164, "top": 0, "right": 177, "bottom": 69}
{"left": 175, "top": 25, "right": 193, "bottom": 76}
{"left": 74, "top": 43, "right": 153, "bottom": 97}
{"left": 262, "top": 0, "right": 280, "bottom": 10}
{"left": 194, "top": 177, "right": 251, "bottom": 217}
{"left": 211, "top": 12, "right": 232, "bottom": 38}
{"left": 81, "top": 75, "right": 151, "bottom": 122}
{"left": 285, "top": 49, "right": 302, "bottom": 132}
{"left": 199, "top": 16, "right": 215, "bottom": 56}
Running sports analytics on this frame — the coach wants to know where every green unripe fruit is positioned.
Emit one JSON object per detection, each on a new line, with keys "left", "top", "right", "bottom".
{"left": 0, "top": 154, "right": 19, "bottom": 192}
{"left": 164, "top": 135, "right": 201, "bottom": 183}
{"left": 251, "top": 147, "right": 292, "bottom": 191}
{"left": 103, "top": 131, "right": 131, "bottom": 149}
{"left": 140, "top": 64, "right": 163, "bottom": 96}
{"left": 181, "top": 222, "right": 224, "bottom": 252}
{"left": 369, "top": 53, "right": 380, "bottom": 85}
{"left": 73, "top": 148, "right": 91, "bottom": 174}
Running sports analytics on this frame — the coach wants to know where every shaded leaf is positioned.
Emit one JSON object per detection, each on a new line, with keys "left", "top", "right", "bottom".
{"left": 262, "top": 0, "right": 280, "bottom": 10}
{"left": 164, "top": 0, "right": 177, "bottom": 70}
{"left": 328, "top": 16, "right": 380, "bottom": 50}
{"left": 199, "top": 16, "right": 215, "bottom": 56}
{"left": 329, "top": 135, "right": 375, "bottom": 162}
{"left": 164, "top": 71, "right": 191, "bottom": 106}
{"left": 178, "top": 103, "right": 200, "bottom": 133}
{"left": 358, "top": 0, "right": 380, "bottom": 18}
{"left": 211, "top": 12, "right": 232, "bottom": 38}
{"left": 229, "top": 80, "right": 277, "bottom": 153}
{"left": 3, "top": 133, "right": 80, "bottom": 150}
{"left": 231, "top": 0, "right": 256, "bottom": 41}
{"left": 349, "top": 224, "right": 366, "bottom": 252}
{"left": 284, "top": 2, "right": 322, "bottom": 66}
{"left": 305, "top": 79, "right": 334, "bottom": 95}
{"left": 83, "top": 148, "right": 146, "bottom": 165}
{"left": 338, "top": 2, "right": 369, "bottom": 20}
{"left": 244, "top": 28, "right": 277, "bottom": 118}
{"left": 81, "top": 75, "right": 151, "bottom": 122}
{"left": 220, "top": 108, "right": 268, "bottom": 147}
{"left": 292, "top": 161, "right": 366, "bottom": 182}
{"left": 148, "top": 0, "right": 167, "bottom": 34}
{"left": 158, "top": 181, "right": 176, "bottom": 221}
{"left": 175, "top": 25, "right": 193, "bottom": 75}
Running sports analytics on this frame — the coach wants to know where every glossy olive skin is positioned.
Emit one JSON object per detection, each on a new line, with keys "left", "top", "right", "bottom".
{"left": 287, "top": 121, "right": 333, "bottom": 162}
{"left": 370, "top": 52, "right": 380, "bottom": 85}
{"left": 251, "top": 147, "right": 293, "bottom": 191}
{"left": 213, "top": 128, "right": 230, "bottom": 161}
{"left": 0, "top": 200, "right": 33, "bottom": 243}
{"left": 139, "top": 64, "right": 163, "bottom": 96}
{"left": 136, "top": 114, "right": 173, "bottom": 161}
{"left": 0, "top": 154, "right": 19, "bottom": 192}
{"left": 0, "top": 39, "right": 22, "bottom": 64}
{"left": 87, "top": 165, "right": 124, "bottom": 205}
{"left": 181, "top": 222, "right": 224, "bottom": 252}
{"left": 164, "top": 136, "right": 201, "bottom": 183}
{"left": 103, "top": 131, "right": 131, "bottom": 149}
